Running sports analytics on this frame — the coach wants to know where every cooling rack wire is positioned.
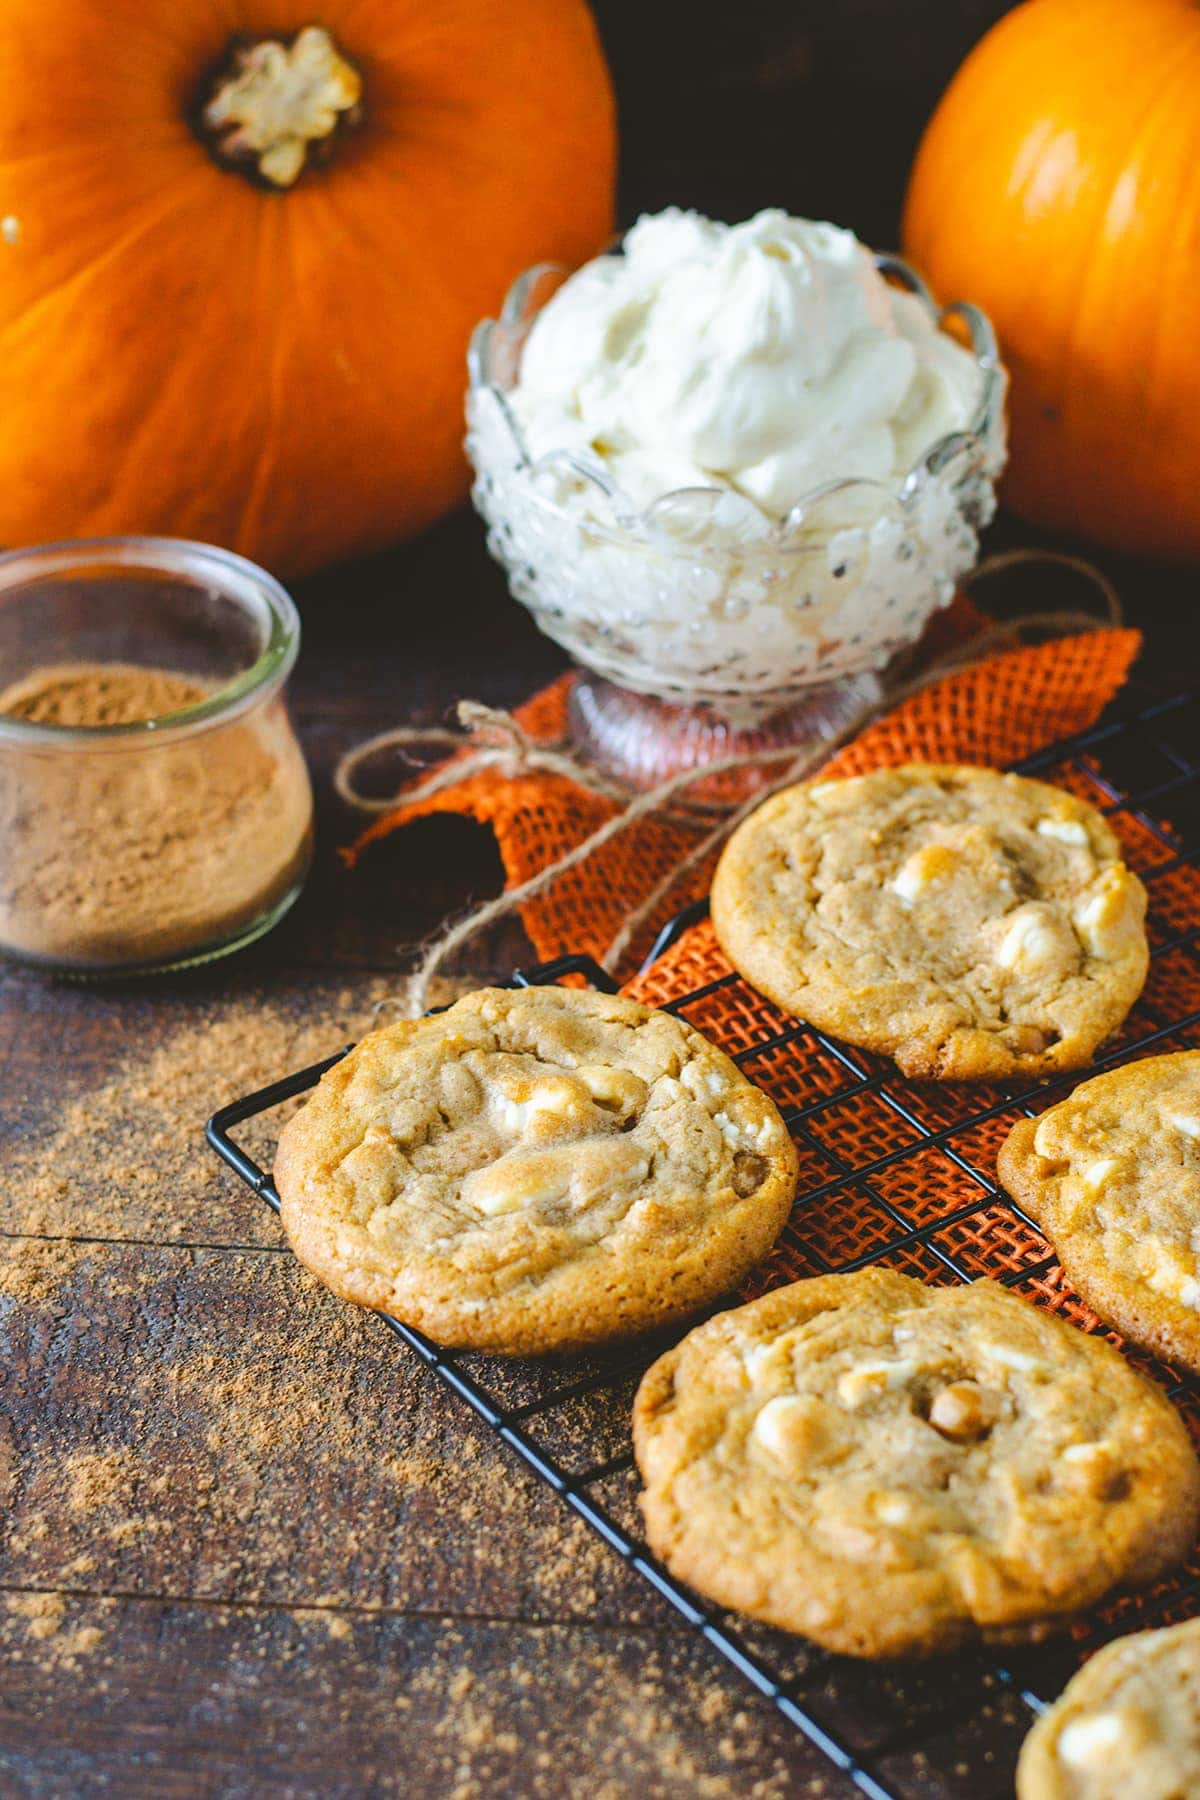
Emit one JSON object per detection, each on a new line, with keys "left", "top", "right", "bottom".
{"left": 208, "top": 688, "right": 1200, "bottom": 1799}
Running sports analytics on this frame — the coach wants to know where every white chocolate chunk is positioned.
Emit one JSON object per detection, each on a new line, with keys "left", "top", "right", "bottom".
{"left": 574, "top": 1063, "right": 646, "bottom": 1114}
{"left": 1037, "top": 817, "right": 1089, "bottom": 846}
{"left": 1033, "top": 1117, "right": 1056, "bottom": 1158}
{"left": 1074, "top": 892, "right": 1107, "bottom": 953}
{"left": 996, "top": 907, "right": 1058, "bottom": 972}
{"left": 474, "top": 1173, "right": 564, "bottom": 1216}
{"left": 749, "top": 1391, "right": 830, "bottom": 1462}
{"left": 807, "top": 780, "right": 844, "bottom": 804}
{"left": 499, "top": 1083, "right": 578, "bottom": 1132}
{"left": 464, "top": 1149, "right": 572, "bottom": 1216}
{"left": 978, "top": 1341, "right": 1043, "bottom": 1374}
{"left": 1082, "top": 1157, "right": 1120, "bottom": 1192}
{"left": 751, "top": 1394, "right": 810, "bottom": 1458}
{"left": 1073, "top": 871, "right": 1139, "bottom": 960}
{"left": 712, "top": 1110, "right": 742, "bottom": 1148}
{"left": 888, "top": 843, "right": 957, "bottom": 905}
{"left": 1143, "top": 1237, "right": 1200, "bottom": 1304}
{"left": 1062, "top": 1442, "right": 1101, "bottom": 1463}
{"left": 473, "top": 1173, "right": 567, "bottom": 1215}
{"left": 743, "top": 1342, "right": 780, "bottom": 1384}
{"left": 875, "top": 1496, "right": 911, "bottom": 1526}
{"left": 1057, "top": 1711, "right": 1127, "bottom": 1767}
{"left": 1167, "top": 1110, "right": 1200, "bottom": 1140}
{"left": 889, "top": 861, "right": 926, "bottom": 905}
{"left": 680, "top": 1058, "right": 708, "bottom": 1101}
{"left": 576, "top": 1064, "right": 625, "bottom": 1105}
{"left": 680, "top": 1061, "right": 725, "bottom": 1101}
{"left": 837, "top": 1358, "right": 917, "bottom": 1407}
{"left": 1076, "top": 891, "right": 1103, "bottom": 921}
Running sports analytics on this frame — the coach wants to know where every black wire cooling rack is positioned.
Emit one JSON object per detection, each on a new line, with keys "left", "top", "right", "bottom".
{"left": 207, "top": 686, "right": 1200, "bottom": 1800}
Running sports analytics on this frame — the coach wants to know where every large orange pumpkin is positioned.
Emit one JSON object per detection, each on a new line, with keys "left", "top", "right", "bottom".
{"left": 0, "top": 0, "right": 614, "bottom": 576}
{"left": 903, "top": 0, "right": 1200, "bottom": 561}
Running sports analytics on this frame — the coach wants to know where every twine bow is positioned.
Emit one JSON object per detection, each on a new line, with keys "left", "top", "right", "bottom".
{"left": 335, "top": 700, "right": 630, "bottom": 815}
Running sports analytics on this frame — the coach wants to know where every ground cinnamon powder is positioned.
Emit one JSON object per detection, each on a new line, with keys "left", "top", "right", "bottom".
{"left": 0, "top": 661, "right": 312, "bottom": 970}
{"left": 0, "top": 661, "right": 211, "bottom": 727}
{"left": 0, "top": 983, "right": 871, "bottom": 1791}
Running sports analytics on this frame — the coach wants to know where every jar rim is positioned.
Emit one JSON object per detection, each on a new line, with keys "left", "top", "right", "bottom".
{"left": 0, "top": 536, "right": 301, "bottom": 747}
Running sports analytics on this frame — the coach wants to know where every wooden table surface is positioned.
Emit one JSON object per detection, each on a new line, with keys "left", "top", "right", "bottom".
{"left": 0, "top": 509, "right": 1189, "bottom": 1800}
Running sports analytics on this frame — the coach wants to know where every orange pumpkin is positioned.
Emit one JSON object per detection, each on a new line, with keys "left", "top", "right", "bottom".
{"left": 0, "top": 0, "right": 615, "bottom": 576}
{"left": 903, "top": 0, "right": 1200, "bottom": 561}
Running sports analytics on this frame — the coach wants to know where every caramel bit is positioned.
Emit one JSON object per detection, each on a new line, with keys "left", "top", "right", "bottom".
{"left": 928, "top": 1380, "right": 993, "bottom": 1442}
{"left": 732, "top": 1150, "right": 767, "bottom": 1197}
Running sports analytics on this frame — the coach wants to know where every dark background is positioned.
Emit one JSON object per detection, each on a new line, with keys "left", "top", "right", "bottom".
{"left": 593, "top": 0, "right": 1015, "bottom": 243}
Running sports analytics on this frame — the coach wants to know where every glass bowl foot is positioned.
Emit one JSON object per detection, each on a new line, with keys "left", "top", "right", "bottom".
{"left": 566, "top": 671, "right": 882, "bottom": 803}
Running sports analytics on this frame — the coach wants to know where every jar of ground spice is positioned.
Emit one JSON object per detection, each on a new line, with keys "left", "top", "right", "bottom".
{"left": 0, "top": 538, "right": 313, "bottom": 974}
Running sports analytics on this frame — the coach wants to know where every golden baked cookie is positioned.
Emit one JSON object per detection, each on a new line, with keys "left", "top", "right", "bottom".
{"left": 274, "top": 986, "right": 798, "bottom": 1356}
{"left": 633, "top": 1270, "right": 1200, "bottom": 1658}
{"left": 1016, "top": 1616, "right": 1200, "bottom": 1800}
{"left": 1000, "top": 1051, "right": 1200, "bottom": 1373}
{"left": 710, "top": 764, "right": 1148, "bottom": 1080}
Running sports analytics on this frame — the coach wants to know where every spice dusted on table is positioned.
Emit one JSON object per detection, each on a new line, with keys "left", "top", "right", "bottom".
{"left": 0, "top": 661, "right": 313, "bottom": 971}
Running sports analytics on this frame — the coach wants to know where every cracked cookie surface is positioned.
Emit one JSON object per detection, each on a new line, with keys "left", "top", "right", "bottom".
{"left": 1017, "top": 1616, "right": 1200, "bottom": 1800}
{"left": 710, "top": 764, "right": 1148, "bottom": 1080}
{"left": 275, "top": 986, "right": 798, "bottom": 1355}
{"left": 633, "top": 1270, "right": 1200, "bottom": 1657}
{"left": 1000, "top": 1052, "right": 1200, "bottom": 1374}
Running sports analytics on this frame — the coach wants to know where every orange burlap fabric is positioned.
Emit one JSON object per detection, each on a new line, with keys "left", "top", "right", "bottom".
{"left": 354, "top": 625, "right": 1200, "bottom": 1637}
{"left": 352, "top": 626, "right": 1142, "bottom": 977}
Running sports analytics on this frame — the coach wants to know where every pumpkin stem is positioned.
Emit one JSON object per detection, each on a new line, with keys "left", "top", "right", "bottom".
{"left": 200, "top": 26, "right": 362, "bottom": 189}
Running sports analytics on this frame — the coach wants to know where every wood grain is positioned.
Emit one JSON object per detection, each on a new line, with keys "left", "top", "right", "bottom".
{"left": 0, "top": 1236, "right": 662, "bottom": 1625}
{"left": 0, "top": 1596, "right": 873, "bottom": 1800}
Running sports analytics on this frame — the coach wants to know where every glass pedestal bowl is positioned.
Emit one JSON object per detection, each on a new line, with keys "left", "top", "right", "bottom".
{"left": 467, "top": 258, "right": 1006, "bottom": 795}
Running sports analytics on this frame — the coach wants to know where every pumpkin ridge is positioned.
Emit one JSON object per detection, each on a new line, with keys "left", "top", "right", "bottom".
{"left": 1129, "top": 32, "right": 1200, "bottom": 410}
{"left": 234, "top": 224, "right": 296, "bottom": 556}
{"left": 0, "top": 170, "right": 212, "bottom": 334}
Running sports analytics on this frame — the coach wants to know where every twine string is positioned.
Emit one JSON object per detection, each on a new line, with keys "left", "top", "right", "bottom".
{"left": 333, "top": 550, "right": 1123, "bottom": 1018}
{"left": 333, "top": 699, "right": 630, "bottom": 814}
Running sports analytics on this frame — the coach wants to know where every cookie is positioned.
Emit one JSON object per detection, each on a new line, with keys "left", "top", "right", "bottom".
{"left": 633, "top": 1270, "right": 1200, "bottom": 1658}
{"left": 274, "top": 986, "right": 798, "bottom": 1355}
{"left": 1000, "top": 1052, "right": 1200, "bottom": 1373}
{"left": 1016, "top": 1616, "right": 1200, "bottom": 1800}
{"left": 710, "top": 764, "right": 1148, "bottom": 1080}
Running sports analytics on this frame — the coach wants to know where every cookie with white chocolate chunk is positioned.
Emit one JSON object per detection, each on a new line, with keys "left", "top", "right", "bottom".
{"left": 632, "top": 1270, "right": 1200, "bottom": 1658}
{"left": 710, "top": 764, "right": 1148, "bottom": 1079}
{"left": 274, "top": 986, "right": 798, "bottom": 1355}
{"left": 1016, "top": 1616, "right": 1200, "bottom": 1800}
{"left": 1000, "top": 1051, "right": 1200, "bottom": 1373}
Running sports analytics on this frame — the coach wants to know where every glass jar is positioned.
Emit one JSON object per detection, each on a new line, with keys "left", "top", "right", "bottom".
{"left": 0, "top": 537, "right": 313, "bottom": 975}
{"left": 467, "top": 257, "right": 1007, "bottom": 790}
